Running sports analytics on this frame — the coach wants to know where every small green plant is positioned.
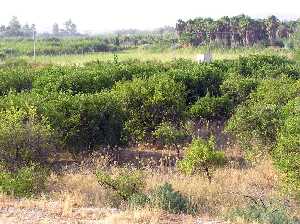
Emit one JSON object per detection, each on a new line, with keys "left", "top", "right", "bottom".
{"left": 178, "top": 137, "right": 225, "bottom": 182}
{"left": 0, "top": 164, "right": 48, "bottom": 197}
{"left": 153, "top": 122, "right": 186, "bottom": 149}
{"left": 96, "top": 168, "right": 145, "bottom": 201}
{"left": 128, "top": 192, "right": 150, "bottom": 208}
{"left": 227, "top": 199, "right": 299, "bottom": 224}
{"left": 149, "top": 182, "right": 196, "bottom": 214}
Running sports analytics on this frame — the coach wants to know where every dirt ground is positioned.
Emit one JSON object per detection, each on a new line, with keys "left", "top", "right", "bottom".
{"left": 0, "top": 197, "right": 227, "bottom": 224}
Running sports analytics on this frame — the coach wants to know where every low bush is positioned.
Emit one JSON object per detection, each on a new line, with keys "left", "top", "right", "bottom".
{"left": 189, "top": 94, "right": 231, "bottom": 120}
{"left": 221, "top": 74, "right": 258, "bottom": 106}
{"left": 149, "top": 182, "right": 196, "bottom": 214}
{"left": 0, "top": 106, "right": 55, "bottom": 169}
{"left": 226, "top": 77, "right": 300, "bottom": 148}
{"left": 96, "top": 168, "right": 145, "bottom": 201}
{"left": 235, "top": 55, "right": 296, "bottom": 78}
{"left": 0, "top": 164, "right": 48, "bottom": 197}
{"left": 114, "top": 75, "right": 186, "bottom": 143}
{"left": 273, "top": 97, "right": 300, "bottom": 196}
{"left": 41, "top": 91, "right": 125, "bottom": 149}
{"left": 165, "top": 64, "right": 225, "bottom": 103}
{"left": 0, "top": 67, "right": 33, "bottom": 96}
{"left": 227, "top": 199, "right": 299, "bottom": 224}
{"left": 178, "top": 137, "right": 225, "bottom": 182}
{"left": 128, "top": 192, "right": 150, "bottom": 208}
{"left": 153, "top": 122, "right": 187, "bottom": 148}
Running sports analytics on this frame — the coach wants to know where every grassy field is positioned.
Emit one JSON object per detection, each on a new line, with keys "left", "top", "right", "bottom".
{"left": 20, "top": 46, "right": 294, "bottom": 65}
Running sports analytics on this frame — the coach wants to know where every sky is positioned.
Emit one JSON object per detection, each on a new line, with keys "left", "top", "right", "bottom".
{"left": 0, "top": 0, "right": 299, "bottom": 33}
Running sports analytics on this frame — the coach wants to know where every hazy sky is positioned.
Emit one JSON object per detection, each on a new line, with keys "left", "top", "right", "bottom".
{"left": 0, "top": 0, "right": 299, "bottom": 33}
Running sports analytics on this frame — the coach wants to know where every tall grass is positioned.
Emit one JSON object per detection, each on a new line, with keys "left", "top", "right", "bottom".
{"left": 19, "top": 47, "right": 293, "bottom": 65}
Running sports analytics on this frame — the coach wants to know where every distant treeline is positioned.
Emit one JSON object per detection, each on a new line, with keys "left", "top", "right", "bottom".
{"left": 0, "top": 34, "right": 177, "bottom": 57}
{"left": 0, "top": 17, "right": 80, "bottom": 38}
{"left": 176, "top": 15, "right": 299, "bottom": 47}
{"left": 0, "top": 17, "right": 178, "bottom": 56}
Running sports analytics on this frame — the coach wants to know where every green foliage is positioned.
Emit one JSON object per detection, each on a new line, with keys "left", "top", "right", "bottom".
{"left": 0, "top": 164, "right": 48, "bottom": 197}
{"left": 221, "top": 74, "right": 258, "bottom": 105}
{"left": 0, "top": 67, "right": 33, "bottom": 96}
{"left": 228, "top": 200, "right": 299, "bottom": 224}
{"left": 149, "top": 183, "right": 196, "bottom": 214}
{"left": 0, "top": 106, "right": 54, "bottom": 168}
{"left": 153, "top": 122, "right": 186, "bottom": 147}
{"left": 0, "top": 56, "right": 298, "bottom": 157}
{"left": 42, "top": 91, "right": 125, "bottom": 149}
{"left": 273, "top": 97, "right": 300, "bottom": 196}
{"left": 178, "top": 137, "right": 225, "bottom": 178}
{"left": 236, "top": 55, "right": 294, "bottom": 77}
{"left": 114, "top": 75, "right": 186, "bottom": 142}
{"left": 96, "top": 169, "right": 145, "bottom": 201}
{"left": 226, "top": 77, "right": 300, "bottom": 148}
{"left": 176, "top": 16, "right": 299, "bottom": 48}
{"left": 96, "top": 170, "right": 196, "bottom": 213}
{"left": 189, "top": 94, "right": 231, "bottom": 120}
{"left": 127, "top": 193, "right": 150, "bottom": 208}
{"left": 165, "top": 63, "right": 225, "bottom": 103}
{"left": 0, "top": 37, "right": 121, "bottom": 56}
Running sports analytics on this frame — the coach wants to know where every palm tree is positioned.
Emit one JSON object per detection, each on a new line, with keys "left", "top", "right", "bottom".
{"left": 238, "top": 15, "right": 253, "bottom": 46}
{"left": 230, "top": 16, "right": 242, "bottom": 47}
{"left": 219, "top": 16, "right": 231, "bottom": 47}
{"left": 264, "top": 15, "right": 280, "bottom": 45}
{"left": 175, "top": 19, "right": 186, "bottom": 36}
{"left": 204, "top": 18, "right": 217, "bottom": 44}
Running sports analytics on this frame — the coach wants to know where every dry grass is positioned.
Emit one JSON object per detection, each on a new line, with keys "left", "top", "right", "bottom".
{"left": 45, "top": 156, "right": 282, "bottom": 215}
{"left": 1, "top": 148, "right": 299, "bottom": 224}
{"left": 144, "top": 159, "right": 280, "bottom": 216}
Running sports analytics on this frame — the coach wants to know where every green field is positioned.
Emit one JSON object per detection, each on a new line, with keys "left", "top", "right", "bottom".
{"left": 20, "top": 46, "right": 294, "bottom": 64}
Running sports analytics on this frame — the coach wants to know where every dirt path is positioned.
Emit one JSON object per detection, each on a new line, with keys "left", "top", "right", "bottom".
{"left": 0, "top": 199, "right": 228, "bottom": 224}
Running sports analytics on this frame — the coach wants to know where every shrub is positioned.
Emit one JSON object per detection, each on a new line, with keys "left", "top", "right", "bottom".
{"left": 189, "top": 94, "right": 231, "bottom": 120}
{"left": 235, "top": 55, "right": 295, "bottom": 77}
{"left": 226, "top": 77, "right": 300, "bottom": 148}
{"left": 227, "top": 200, "right": 299, "bottom": 224}
{"left": 0, "top": 106, "right": 55, "bottom": 169}
{"left": 221, "top": 74, "right": 258, "bottom": 106}
{"left": 32, "top": 64, "right": 131, "bottom": 94}
{"left": 273, "top": 97, "right": 300, "bottom": 196}
{"left": 74, "top": 92, "right": 125, "bottom": 148}
{"left": 153, "top": 122, "right": 187, "bottom": 148}
{"left": 165, "top": 64, "right": 225, "bottom": 103}
{"left": 96, "top": 169, "right": 145, "bottom": 201}
{"left": 0, "top": 91, "right": 125, "bottom": 151}
{"left": 178, "top": 137, "right": 225, "bottom": 182}
{"left": 114, "top": 75, "right": 186, "bottom": 143}
{"left": 128, "top": 192, "right": 150, "bottom": 208}
{"left": 149, "top": 183, "right": 196, "bottom": 214}
{"left": 0, "top": 67, "right": 33, "bottom": 96}
{"left": 0, "top": 164, "right": 48, "bottom": 197}
{"left": 41, "top": 91, "right": 125, "bottom": 149}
